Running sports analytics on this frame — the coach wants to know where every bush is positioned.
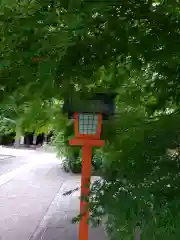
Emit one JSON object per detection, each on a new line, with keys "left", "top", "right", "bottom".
{"left": 92, "top": 150, "right": 103, "bottom": 172}
{"left": 62, "top": 156, "right": 81, "bottom": 173}
{"left": 62, "top": 150, "right": 103, "bottom": 174}
{"left": 0, "top": 132, "right": 15, "bottom": 145}
{"left": 69, "top": 156, "right": 82, "bottom": 173}
{"left": 52, "top": 121, "right": 103, "bottom": 173}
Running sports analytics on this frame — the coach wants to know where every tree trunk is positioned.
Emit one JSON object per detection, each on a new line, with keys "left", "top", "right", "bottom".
{"left": 44, "top": 134, "right": 47, "bottom": 144}
{"left": 33, "top": 134, "right": 37, "bottom": 145}
{"left": 135, "top": 226, "right": 141, "bottom": 240}
{"left": 14, "top": 122, "right": 22, "bottom": 148}
{"left": 20, "top": 136, "right": 24, "bottom": 145}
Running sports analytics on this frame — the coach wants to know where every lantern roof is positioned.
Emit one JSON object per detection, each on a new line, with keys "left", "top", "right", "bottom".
{"left": 62, "top": 92, "right": 117, "bottom": 119}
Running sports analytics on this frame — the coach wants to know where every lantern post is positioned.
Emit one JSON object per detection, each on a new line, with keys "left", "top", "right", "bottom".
{"left": 63, "top": 93, "right": 116, "bottom": 240}
{"left": 69, "top": 113, "right": 104, "bottom": 240}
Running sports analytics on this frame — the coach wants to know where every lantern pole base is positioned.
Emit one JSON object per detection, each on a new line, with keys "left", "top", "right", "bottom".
{"left": 79, "top": 144, "right": 92, "bottom": 240}
{"left": 69, "top": 138, "right": 104, "bottom": 240}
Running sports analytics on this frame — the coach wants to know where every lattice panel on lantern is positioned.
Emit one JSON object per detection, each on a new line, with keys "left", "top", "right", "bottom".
{"left": 78, "top": 114, "right": 98, "bottom": 135}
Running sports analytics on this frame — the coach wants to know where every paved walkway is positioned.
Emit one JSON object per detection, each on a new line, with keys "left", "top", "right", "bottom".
{"left": 30, "top": 178, "right": 107, "bottom": 240}
{"left": 0, "top": 147, "right": 107, "bottom": 240}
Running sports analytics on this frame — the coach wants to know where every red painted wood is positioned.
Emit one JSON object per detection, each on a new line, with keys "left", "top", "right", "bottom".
{"left": 69, "top": 112, "right": 104, "bottom": 240}
{"left": 69, "top": 138, "right": 105, "bottom": 147}
{"left": 79, "top": 145, "right": 92, "bottom": 240}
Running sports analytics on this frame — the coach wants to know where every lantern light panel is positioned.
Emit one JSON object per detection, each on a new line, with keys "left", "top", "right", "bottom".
{"left": 78, "top": 114, "right": 98, "bottom": 135}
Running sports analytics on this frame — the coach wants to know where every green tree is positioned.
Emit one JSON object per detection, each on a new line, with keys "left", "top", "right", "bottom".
{"left": 1, "top": 0, "right": 180, "bottom": 105}
{"left": 0, "top": 92, "right": 61, "bottom": 146}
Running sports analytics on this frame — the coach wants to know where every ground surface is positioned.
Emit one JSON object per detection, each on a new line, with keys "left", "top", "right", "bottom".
{"left": 0, "top": 146, "right": 106, "bottom": 240}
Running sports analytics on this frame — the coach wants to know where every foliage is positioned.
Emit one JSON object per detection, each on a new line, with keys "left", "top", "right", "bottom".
{"left": 89, "top": 100, "right": 180, "bottom": 239}
{"left": 2, "top": 1, "right": 180, "bottom": 239}
{"left": 1, "top": 0, "right": 180, "bottom": 104}
{"left": 0, "top": 94, "right": 61, "bottom": 135}
{"left": 0, "top": 117, "right": 15, "bottom": 135}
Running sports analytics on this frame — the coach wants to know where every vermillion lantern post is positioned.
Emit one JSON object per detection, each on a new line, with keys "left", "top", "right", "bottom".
{"left": 63, "top": 93, "right": 116, "bottom": 240}
{"left": 69, "top": 113, "right": 104, "bottom": 240}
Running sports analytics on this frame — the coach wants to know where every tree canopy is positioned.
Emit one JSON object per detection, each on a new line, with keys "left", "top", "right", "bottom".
{"left": 0, "top": 0, "right": 180, "bottom": 108}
